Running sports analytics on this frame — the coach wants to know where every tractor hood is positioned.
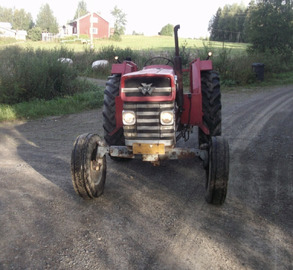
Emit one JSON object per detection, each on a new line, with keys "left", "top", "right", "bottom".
{"left": 120, "top": 66, "right": 176, "bottom": 102}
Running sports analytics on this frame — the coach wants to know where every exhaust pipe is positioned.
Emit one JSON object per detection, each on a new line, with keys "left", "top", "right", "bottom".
{"left": 174, "top": 25, "right": 180, "bottom": 57}
{"left": 174, "top": 25, "right": 183, "bottom": 113}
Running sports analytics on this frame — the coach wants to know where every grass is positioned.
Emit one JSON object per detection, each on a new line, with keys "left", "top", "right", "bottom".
{"left": 12, "top": 35, "right": 248, "bottom": 55}
{"left": 0, "top": 87, "right": 104, "bottom": 122}
{"left": 267, "top": 71, "right": 293, "bottom": 85}
{"left": 253, "top": 70, "right": 293, "bottom": 87}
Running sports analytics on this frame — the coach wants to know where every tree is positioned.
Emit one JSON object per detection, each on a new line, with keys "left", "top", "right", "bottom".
{"left": 74, "top": 0, "right": 88, "bottom": 19}
{"left": 245, "top": 1, "right": 293, "bottom": 54}
{"left": 36, "top": 4, "right": 58, "bottom": 33}
{"left": 255, "top": 0, "right": 292, "bottom": 5}
{"left": 13, "top": 9, "right": 34, "bottom": 30}
{"left": 159, "top": 24, "right": 174, "bottom": 36}
{"left": 208, "top": 8, "right": 222, "bottom": 41}
{"left": 0, "top": 6, "right": 33, "bottom": 30}
{"left": 0, "top": 6, "right": 13, "bottom": 23}
{"left": 111, "top": 6, "right": 127, "bottom": 38}
{"left": 209, "top": 4, "right": 248, "bottom": 42}
{"left": 27, "top": 27, "right": 42, "bottom": 41}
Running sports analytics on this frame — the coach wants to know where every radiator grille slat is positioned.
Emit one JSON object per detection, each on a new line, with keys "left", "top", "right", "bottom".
{"left": 122, "top": 87, "right": 172, "bottom": 97}
{"left": 123, "top": 102, "right": 175, "bottom": 146}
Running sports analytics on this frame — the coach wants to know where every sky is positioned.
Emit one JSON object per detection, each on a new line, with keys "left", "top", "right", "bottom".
{"left": 0, "top": 0, "right": 251, "bottom": 38}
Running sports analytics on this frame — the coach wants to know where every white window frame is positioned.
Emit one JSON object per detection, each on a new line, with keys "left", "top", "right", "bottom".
{"left": 91, "top": 28, "right": 98, "bottom": 34}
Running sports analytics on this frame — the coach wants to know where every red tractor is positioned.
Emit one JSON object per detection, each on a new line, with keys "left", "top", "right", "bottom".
{"left": 71, "top": 25, "right": 229, "bottom": 205}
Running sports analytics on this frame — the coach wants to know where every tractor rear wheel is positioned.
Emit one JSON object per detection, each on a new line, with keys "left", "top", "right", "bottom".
{"left": 103, "top": 74, "right": 125, "bottom": 146}
{"left": 71, "top": 133, "right": 107, "bottom": 199}
{"left": 199, "top": 71, "right": 222, "bottom": 146}
{"left": 205, "top": 136, "right": 229, "bottom": 205}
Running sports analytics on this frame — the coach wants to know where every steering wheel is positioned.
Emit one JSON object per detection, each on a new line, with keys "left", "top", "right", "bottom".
{"left": 144, "top": 56, "right": 174, "bottom": 67}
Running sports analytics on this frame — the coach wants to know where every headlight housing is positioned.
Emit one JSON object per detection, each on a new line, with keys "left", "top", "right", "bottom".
{"left": 122, "top": 110, "right": 136, "bottom": 125}
{"left": 160, "top": 111, "right": 174, "bottom": 125}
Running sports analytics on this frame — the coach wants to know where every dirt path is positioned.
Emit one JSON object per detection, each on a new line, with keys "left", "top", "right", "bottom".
{"left": 0, "top": 85, "right": 292, "bottom": 270}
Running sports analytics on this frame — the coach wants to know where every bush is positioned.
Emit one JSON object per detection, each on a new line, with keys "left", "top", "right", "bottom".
{"left": 96, "top": 45, "right": 138, "bottom": 62}
{"left": 211, "top": 45, "right": 256, "bottom": 86}
{"left": 247, "top": 50, "right": 293, "bottom": 74}
{"left": 2, "top": 43, "right": 291, "bottom": 106}
{"left": 84, "top": 44, "right": 293, "bottom": 86}
{"left": 160, "top": 24, "right": 174, "bottom": 36}
{"left": 27, "top": 27, "right": 42, "bottom": 41}
{"left": 73, "top": 45, "right": 139, "bottom": 77}
{"left": 110, "top": 33, "right": 122, "bottom": 42}
{"left": 0, "top": 46, "right": 79, "bottom": 104}
{"left": 193, "top": 41, "right": 292, "bottom": 86}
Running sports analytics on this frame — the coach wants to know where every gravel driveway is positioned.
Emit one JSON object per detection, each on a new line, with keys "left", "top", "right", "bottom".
{"left": 0, "top": 85, "right": 292, "bottom": 270}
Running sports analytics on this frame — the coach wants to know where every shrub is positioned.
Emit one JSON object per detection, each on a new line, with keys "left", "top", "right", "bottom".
{"left": 96, "top": 45, "right": 138, "bottom": 62}
{"left": 160, "top": 24, "right": 174, "bottom": 36}
{"left": 110, "top": 33, "right": 122, "bottom": 42}
{"left": 0, "top": 46, "right": 79, "bottom": 104}
{"left": 82, "top": 43, "right": 293, "bottom": 86}
{"left": 73, "top": 45, "right": 139, "bottom": 77}
{"left": 194, "top": 41, "right": 292, "bottom": 86}
{"left": 27, "top": 27, "right": 42, "bottom": 41}
{"left": 247, "top": 51, "right": 293, "bottom": 74}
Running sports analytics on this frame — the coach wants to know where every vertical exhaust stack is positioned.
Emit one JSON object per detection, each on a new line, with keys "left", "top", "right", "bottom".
{"left": 174, "top": 25, "right": 184, "bottom": 114}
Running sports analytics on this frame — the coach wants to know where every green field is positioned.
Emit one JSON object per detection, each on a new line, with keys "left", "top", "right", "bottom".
{"left": 7, "top": 35, "right": 248, "bottom": 55}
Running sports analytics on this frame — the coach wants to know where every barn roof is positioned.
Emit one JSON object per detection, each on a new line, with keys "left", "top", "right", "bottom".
{"left": 70, "top": 12, "right": 109, "bottom": 24}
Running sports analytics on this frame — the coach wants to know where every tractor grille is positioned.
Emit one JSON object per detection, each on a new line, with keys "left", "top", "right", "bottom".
{"left": 123, "top": 102, "right": 175, "bottom": 147}
{"left": 122, "top": 77, "right": 172, "bottom": 97}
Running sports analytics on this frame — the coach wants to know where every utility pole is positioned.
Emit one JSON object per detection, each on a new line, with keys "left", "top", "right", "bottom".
{"left": 77, "top": 8, "right": 80, "bottom": 39}
{"left": 90, "top": 12, "right": 94, "bottom": 49}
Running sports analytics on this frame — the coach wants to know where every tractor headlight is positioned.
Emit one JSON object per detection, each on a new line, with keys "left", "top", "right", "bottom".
{"left": 160, "top": 111, "right": 174, "bottom": 125}
{"left": 122, "top": 110, "right": 136, "bottom": 125}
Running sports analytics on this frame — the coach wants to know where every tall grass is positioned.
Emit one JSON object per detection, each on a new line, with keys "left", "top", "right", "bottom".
{"left": 0, "top": 46, "right": 80, "bottom": 104}
{"left": 0, "top": 86, "right": 104, "bottom": 121}
{"left": 1, "top": 35, "right": 292, "bottom": 122}
{"left": 73, "top": 46, "right": 139, "bottom": 78}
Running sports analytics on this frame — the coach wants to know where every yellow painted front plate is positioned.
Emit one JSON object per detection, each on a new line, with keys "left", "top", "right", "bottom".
{"left": 133, "top": 143, "right": 165, "bottom": 155}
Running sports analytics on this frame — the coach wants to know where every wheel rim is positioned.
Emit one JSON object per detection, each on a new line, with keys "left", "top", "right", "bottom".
{"left": 89, "top": 146, "right": 104, "bottom": 187}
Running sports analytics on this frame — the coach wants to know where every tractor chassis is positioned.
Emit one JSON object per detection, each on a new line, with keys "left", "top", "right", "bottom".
{"left": 97, "top": 145, "right": 208, "bottom": 165}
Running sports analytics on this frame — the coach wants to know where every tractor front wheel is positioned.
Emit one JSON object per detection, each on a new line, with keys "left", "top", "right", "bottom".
{"left": 205, "top": 136, "right": 229, "bottom": 205}
{"left": 71, "top": 133, "right": 107, "bottom": 199}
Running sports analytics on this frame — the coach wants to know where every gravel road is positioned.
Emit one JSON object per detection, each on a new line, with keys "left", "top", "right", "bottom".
{"left": 0, "top": 85, "right": 292, "bottom": 270}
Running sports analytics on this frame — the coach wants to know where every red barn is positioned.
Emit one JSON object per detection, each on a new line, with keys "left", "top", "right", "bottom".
{"left": 70, "top": 12, "right": 110, "bottom": 39}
